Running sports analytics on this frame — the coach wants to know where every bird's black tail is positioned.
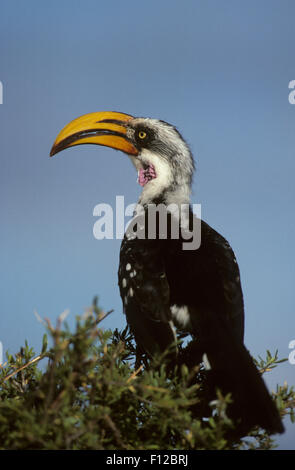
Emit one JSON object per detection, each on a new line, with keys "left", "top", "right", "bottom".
{"left": 181, "top": 312, "right": 284, "bottom": 436}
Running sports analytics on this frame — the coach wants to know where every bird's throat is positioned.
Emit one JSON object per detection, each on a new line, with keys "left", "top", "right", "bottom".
{"left": 137, "top": 164, "right": 157, "bottom": 187}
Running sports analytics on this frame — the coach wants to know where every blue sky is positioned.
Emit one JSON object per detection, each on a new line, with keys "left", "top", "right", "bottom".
{"left": 0, "top": 0, "right": 294, "bottom": 448}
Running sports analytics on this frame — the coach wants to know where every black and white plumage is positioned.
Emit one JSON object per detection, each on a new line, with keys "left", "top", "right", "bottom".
{"left": 50, "top": 111, "right": 284, "bottom": 436}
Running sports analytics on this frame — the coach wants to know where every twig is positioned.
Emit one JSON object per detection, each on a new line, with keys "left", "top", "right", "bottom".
{"left": 126, "top": 365, "right": 143, "bottom": 383}
{"left": 103, "top": 414, "right": 128, "bottom": 449}
{"left": 1, "top": 354, "right": 45, "bottom": 383}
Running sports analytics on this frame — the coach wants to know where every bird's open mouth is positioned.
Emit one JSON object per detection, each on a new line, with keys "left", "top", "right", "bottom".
{"left": 138, "top": 164, "right": 157, "bottom": 187}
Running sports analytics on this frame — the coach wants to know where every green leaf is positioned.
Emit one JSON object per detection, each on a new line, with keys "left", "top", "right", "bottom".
{"left": 41, "top": 334, "right": 48, "bottom": 354}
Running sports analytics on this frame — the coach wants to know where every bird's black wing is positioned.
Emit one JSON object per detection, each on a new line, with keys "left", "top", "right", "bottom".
{"left": 164, "top": 216, "right": 283, "bottom": 435}
{"left": 164, "top": 218, "right": 245, "bottom": 344}
{"left": 196, "top": 219, "right": 245, "bottom": 343}
{"left": 118, "top": 235, "right": 177, "bottom": 360}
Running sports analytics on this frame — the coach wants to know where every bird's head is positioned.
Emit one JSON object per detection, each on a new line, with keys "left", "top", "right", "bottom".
{"left": 50, "top": 111, "right": 194, "bottom": 205}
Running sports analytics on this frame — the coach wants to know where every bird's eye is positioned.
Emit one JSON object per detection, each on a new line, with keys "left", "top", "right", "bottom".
{"left": 138, "top": 131, "right": 147, "bottom": 139}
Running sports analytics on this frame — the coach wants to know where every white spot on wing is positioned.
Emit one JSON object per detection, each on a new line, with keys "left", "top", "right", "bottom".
{"left": 202, "top": 353, "right": 212, "bottom": 371}
{"left": 170, "top": 304, "right": 191, "bottom": 328}
{"left": 126, "top": 263, "right": 131, "bottom": 271}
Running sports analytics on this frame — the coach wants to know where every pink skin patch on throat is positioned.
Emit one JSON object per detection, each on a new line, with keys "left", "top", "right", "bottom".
{"left": 138, "top": 164, "right": 157, "bottom": 187}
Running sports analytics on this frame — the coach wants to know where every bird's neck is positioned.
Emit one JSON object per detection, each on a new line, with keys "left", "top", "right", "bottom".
{"left": 139, "top": 182, "right": 191, "bottom": 207}
{"left": 136, "top": 147, "right": 193, "bottom": 208}
{"left": 136, "top": 181, "right": 192, "bottom": 236}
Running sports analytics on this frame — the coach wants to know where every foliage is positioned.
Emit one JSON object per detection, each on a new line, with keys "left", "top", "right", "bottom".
{"left": 0, "top": 300, "right": 294, "bottom": 450}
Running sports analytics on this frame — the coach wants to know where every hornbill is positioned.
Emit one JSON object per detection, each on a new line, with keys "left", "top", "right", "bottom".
{"left": 50, "top": 111, "right": 284, "bottom": 436}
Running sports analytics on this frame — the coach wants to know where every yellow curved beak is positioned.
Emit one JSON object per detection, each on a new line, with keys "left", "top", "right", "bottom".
{"left": 50, "top": 111, "right": 138, "bottom": 157}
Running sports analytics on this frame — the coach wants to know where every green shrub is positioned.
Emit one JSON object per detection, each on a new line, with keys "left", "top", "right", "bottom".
{"left": 0, "top": 300, "right": 293, "bottom": 450}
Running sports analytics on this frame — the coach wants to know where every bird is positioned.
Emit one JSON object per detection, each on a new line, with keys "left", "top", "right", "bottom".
{"left": 50, "top": 111, "right": 284, "bottom": 436}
